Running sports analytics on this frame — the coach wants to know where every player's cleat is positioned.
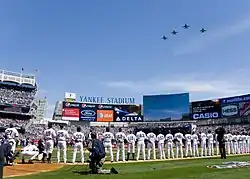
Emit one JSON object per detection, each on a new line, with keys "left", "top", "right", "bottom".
{"left": 110, "top": 167, "right": 118, "bottom": 174}
{"left": 28, "top": 160, "right": 34, "bottom": 164}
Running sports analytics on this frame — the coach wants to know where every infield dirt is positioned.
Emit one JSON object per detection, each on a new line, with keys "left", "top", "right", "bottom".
{"left": 3, "top": 163, "right": 63, "bottom": 178}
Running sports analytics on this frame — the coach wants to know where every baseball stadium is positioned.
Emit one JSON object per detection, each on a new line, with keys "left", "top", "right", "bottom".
{"left": 1, "top": 69, "right": 250, "bottom": 179}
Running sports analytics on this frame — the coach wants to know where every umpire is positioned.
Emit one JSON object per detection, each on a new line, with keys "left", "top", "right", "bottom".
{"left": 215, "top": 127, "right": 226, "bottom": 159}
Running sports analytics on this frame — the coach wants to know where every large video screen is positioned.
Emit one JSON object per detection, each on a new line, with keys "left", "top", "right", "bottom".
{"left": 143, "top": 93, "right": 190, "bottom": 121}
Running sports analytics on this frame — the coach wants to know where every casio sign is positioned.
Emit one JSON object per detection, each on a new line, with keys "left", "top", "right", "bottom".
{"left": 222, "top": 105, "right": 238, "bottom": 116}
{"left": 193, "top": 112, "right": 219, "bottom": 119}
{"left": 81, "top": 110, "right": 96, "bottom": 117}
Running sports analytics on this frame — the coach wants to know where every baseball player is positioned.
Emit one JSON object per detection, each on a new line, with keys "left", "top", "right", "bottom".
{"left": 224, "top": 133, "right": 231, "bottom": 154}
{"left": 237, "top": 132, "right": 242, "bottom": 154}
{"left": 192, "top": 132, "right": 199, "bottom": 157}
{"left": 157, "top": 133, "right": 166, "bottom": 160}
{"left": 242, "top": 133, "right": 247, "bottom": 154}
{"left": 247, "top": 135, "right": 250, "bottom": 153}
{"left": 136, "top": 130, "right": 146, "bottom": 161}
{"left": 184, "top": 133, "right": 192, "bottom": 157}
{"left": 21, "top": 141, "right": 39, "bottom": 164}
{"left": 102, "top": 127, "right": 114, "bottom": 162}
{"left": 207, "top": 131, "right": 214, "bottom": 156}
{"left": 43, "top": 123, "right": 56, "bottom": 163}
{"left": 126, "top": 131, "right": 136, "bottom": 161}
{"left": 72, "top": 126, "right": 85, "bottom": 164}
{"left": 115, "top": 128, "right": 127, "bottom": 162}
{"left": 174, "top": 132, "right": 184, "bottom": 158}
{"left": 215, "top": 133, "right": 220, "bottom": 155}
{"left": 147, "top": 130, "right": 156, "bottom": 160}
{"left": 165, "top": 130, "right": 174, "bottom": 159}
{"left": 56, "top": 125, "right": 69, "bottom": 163}
{"left": 200, "top": 132, "right": 207, "bottom": 157}
{"left": 4, "top": 123, "right": 19, "bottom": 153}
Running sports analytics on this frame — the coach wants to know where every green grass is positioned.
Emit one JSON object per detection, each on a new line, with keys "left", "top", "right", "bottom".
{"left": 11, "top": 155, "right": 250, "bottom": 179}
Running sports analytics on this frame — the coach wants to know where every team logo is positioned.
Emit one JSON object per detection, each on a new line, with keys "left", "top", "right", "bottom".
{"left": 221, "top": 105, "right": 238, "bottom": 116}
{"left": 97, "top": 112, "right": 104, "bottom": 118}
{"left": 81, "top": 110, "right": 96, "bottom": 117}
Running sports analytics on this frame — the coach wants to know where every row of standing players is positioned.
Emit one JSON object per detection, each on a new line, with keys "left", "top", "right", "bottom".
{"left": 4, "top": 124, "right": 250, "bottom": 164}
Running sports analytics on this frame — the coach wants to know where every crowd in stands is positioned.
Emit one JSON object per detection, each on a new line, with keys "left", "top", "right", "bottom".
{"left": 0, "top": 85, "right": 36, "bottom": 106}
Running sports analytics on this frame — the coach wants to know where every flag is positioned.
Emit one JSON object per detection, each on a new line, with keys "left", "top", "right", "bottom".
{"left": 21, "top": 68, "right": 24, "bottom": 71}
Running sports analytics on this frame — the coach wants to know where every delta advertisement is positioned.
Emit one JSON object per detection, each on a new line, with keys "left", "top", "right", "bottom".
{"left": 220, "top": 94, "right": 250, "bottom": 118}
{"left": 143, "top": 93, "right": 190, "bottom": 121}
{"left": 190, "top": 100, "right": 221, "bottom": 120}
{"left": 62, "top": 102, "right": 143, "bottom": 122}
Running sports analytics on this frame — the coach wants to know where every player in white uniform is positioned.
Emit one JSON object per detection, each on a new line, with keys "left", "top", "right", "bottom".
{"left": 174, "top": 132, "right": 184, "bottom": 158}
{"left": 21, "top": 141, "right": 39, "bottom": 164}
{"left": 56, "top": 125, "right": 69, "bottom": 163}
{"left": 136, "top": 130, "right": 146, "bottom": 160}
{"left": 43, "top": 123, "right": 56, "bottom": 163}
{"left": 115, "top": 128, "right": 127, "bottom": 162}
{"left": 184, "top": 133, "right": 192, "bottom": 157}
{"left": 242, "top": 133, "right": 247, "bottom": 154}
{"left": 4, "top": 124, "right": 19, "bottom": 153}
{"left": 215, "top": 133, "right": 219, "bottom": 155}
{"left": 192, "top": 132, "right": 199, "bottom": 157}
{"left": 147, "top": 130, "right": 156, "bottom": 160}
{"left": 237, "top": 133, "right": 243, "bottom": 154}
{"left": 200, "top": 132, "right": 207, "bottom": 157}
{"left": 126, "top": 131, "right": 137, "bottom": 161}
{"left": 227, "top": 133, "right": 233, "bottom": 155}
{"left": 206, "top": 131, "right": 214, "bottom": 156}
{"left": 247, "top": 135, "right": 250, "bottom": 153}
{"left": 157, "top": 133, "right": 166, "bottom": 159}
{"left": 165, "top": 131, "right": 174, "bottom": 159}
{"left": 224, "top": 134, "right": 230, "bottom": 154}
{"left": 72, "top": 126, "right": 85, "bottom": 164}
{"left": 232, "top": 133, "right": 239, "bottom": 154}
{"left": 102, "top": 127, "right": 114, "bottom": 162}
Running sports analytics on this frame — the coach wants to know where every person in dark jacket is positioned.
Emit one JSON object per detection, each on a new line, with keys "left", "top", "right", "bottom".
{"left": 88, "top": 133, "right": 118, "bottom": 174}
{"left": 2, "top": 142, "right": 14, "bottom": 166}
{"left": 215, "top": 127, "right": 226, "bottom": 159}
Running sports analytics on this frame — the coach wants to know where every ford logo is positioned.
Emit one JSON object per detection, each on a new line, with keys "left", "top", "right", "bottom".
{"left": 222, "top": 105, "right": 238, "bottom": 116}
{"left": 81, "top": 110, "right": 96, "bottom": 117}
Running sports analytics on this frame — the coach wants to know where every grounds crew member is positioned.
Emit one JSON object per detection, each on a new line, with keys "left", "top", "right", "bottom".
{"left": 215, "top": 127, "right": 226, "bottom": 159}
{"left": 88, "top": 132, "right": 118, "bottom": 174}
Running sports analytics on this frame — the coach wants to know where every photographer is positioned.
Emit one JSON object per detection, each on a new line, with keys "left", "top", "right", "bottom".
{"left": 215, "top": 127, "right": 226, "bottom": 159}
{"left": 88, "top": 133, "right": 118, "bottom": 174}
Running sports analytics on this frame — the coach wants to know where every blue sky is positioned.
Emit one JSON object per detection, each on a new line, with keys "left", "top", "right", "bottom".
{"left": 1, "top": 0, "right": 250, "bottom": 118}
{"left": 143, "top": 93, "right": 189, "bottom": 121}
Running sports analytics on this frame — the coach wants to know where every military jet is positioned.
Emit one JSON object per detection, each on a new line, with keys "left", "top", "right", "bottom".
{"left": 182, "top": 24, "right": 190, "bottom": 29}
{"left": 161, "top": 36, "right": 167, "bottom": 40}
{"left": 200, "top": 28, "right": 206, "bottom": 33}
{"left": 171, "top": 30, "right": 178, "bottom": 35}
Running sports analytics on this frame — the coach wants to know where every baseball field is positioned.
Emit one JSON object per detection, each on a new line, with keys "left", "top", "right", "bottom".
{"left": 4, "top": 149, "right": 250, "bottom": 179}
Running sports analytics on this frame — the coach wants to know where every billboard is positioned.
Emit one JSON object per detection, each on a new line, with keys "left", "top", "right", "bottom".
{"left": 62, "top": 101, "right": 142, "bottom": 122}
{"left": 143, "top": 93, "right": 190, "bottom": 121}
{"left": 113, "top": 104, "right": 143, "bottom": 122}
{"left": 79, "top": 103, "right": 97, "bottom": 121}
{"left": 191, "top": 100, "right": 221, "bottom": 120}
{"left": 62, "top": 102, "right": 80, "bottom": 121}
{"left": 220, "top": 94, "right": 250, "bottom": 104}
{"left": 221, "top": 103, "right": 239, "bottom": 118}
{"left": 239, "top": 102, "right": 250, "bottom": 116}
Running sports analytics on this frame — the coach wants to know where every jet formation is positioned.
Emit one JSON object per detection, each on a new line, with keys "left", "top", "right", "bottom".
{"left": 161, "top": 24, "right": 207, "bottom": 40}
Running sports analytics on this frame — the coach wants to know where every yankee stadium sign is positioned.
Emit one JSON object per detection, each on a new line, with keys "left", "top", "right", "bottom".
{"left": 79, "top": 96, "right": 135, "bottom": 104}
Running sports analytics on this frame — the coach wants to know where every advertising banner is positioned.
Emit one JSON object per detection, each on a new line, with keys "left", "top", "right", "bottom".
{"left": 79, "top": 103, "right": 97, "bottom": 121}
{"left": 191, "top": 100, "right": 221, "bottom": 120}
{"left": 220, "top": 94, "right": 250, "bottom": 104}
{"left": 239, "top": 102, "right": 250, "bottom": 116}
{"left": 62, "top": 102, "right": 80, "bottom": 121}
{"left": 221, "top": 104, "right": 239, "bottom": 118}
{"left": 143, "top": 93, "right": 190, "bottom": 121}
{"left": 113, "top": 104, "right": 143, "bottom": 122}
